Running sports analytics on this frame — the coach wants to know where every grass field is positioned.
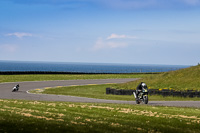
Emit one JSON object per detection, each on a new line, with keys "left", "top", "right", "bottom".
{"left": 0, "top": 74, "right": 150, "bottom": 83}
{"left": 117, "top": 65, "right": 200, "bottom": 91}
{"left": 1, "top": 67, "right": 200, "bottom": 132}
{"left": 31, "top": 84, "right": 200, "bottom": 101}
{"left": 1, "top": 99, "right": 200, "bottom": 133}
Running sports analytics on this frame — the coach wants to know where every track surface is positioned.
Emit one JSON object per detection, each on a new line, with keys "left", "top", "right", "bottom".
{"left": 0, "top": 79, "right": 200, "bottom": 108}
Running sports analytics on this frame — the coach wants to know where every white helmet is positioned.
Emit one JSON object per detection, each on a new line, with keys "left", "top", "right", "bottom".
{"left": 141, "top": 83, "right": 147, "bottom": 88}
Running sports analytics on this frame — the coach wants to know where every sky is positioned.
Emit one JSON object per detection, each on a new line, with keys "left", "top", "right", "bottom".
{"left": 0, "top": 0, "right": 200, "bottom": 65}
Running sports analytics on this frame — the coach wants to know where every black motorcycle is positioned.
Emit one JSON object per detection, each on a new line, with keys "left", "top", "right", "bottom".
{"left": 12, "top": 84, "right": 19, "bottom": 92}
{"left": 133, "top": 87, "right": 148, "bottom": 104}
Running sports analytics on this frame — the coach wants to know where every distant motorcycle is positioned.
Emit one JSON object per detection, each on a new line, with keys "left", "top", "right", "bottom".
{"left": 12, "top": 84, "right": 19, "bottom": 92}
{"left": 133, "top": 87, "right": 148, "bottom": 104}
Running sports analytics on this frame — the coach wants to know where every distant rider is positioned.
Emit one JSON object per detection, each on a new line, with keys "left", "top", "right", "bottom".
{"left": 16, "top": 84, "right": 19, "bottom": 89}
{"left": 12, "top": 84, "right": 19, "bottom": 92}
{"left": 136, "top": 82, "right": 147, "bottom": 99}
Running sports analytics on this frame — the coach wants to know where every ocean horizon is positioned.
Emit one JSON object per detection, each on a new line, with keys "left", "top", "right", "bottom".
{"left": 0, "top": 60, "right": 190, "bottom": 74}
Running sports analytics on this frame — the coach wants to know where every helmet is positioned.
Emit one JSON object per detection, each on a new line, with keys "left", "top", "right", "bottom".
{"left": 141, "top": 83, "right": 147, "bottom": 88}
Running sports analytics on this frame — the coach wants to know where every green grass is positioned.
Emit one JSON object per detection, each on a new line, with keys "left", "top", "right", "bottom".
{"left": 31, "top": 84, "right": 200, "bottom": 101}
{"left": 117, "top": 65, "right": 200, "bottom": 91}
{"left": 32, "top": 84, "right": 134, "bottom": 101}
{"left": 1, "top": 99, "right": 200, "bottom": 133}
{"left": 0, "top": 74, "right": 150, "bottom": 83}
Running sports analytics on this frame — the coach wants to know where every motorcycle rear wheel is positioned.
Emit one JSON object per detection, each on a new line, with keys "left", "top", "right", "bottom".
{"left": 136, "top": 99, "right": 140, "bottom": 104}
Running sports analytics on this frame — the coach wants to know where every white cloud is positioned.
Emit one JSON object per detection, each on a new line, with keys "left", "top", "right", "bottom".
{"left": 101, "top": 0, "right": 157, "bottom": 9}
{"left": 93, "top": 38, "right": 105, "bottom": 50}
{"left": 107, "top": 33, "right": 137, "bottom": 40}
{"left": 107, "top": 34, "right": 126, "bottom": 40}
{"left": 107, "top": 41, "right": 128, "bottom": 48}
{"left": 183, "top": 0, "right": 200, "bottom": 5}
{"left": 0, "top": 44, "right": 18, "bottom": 53}
{"left": 92, "top": 37, "right": 129, "bottom": 51}
{"left": 92, "top": 33, "right": 137, "bottom": 50}
{"left": 6, "top": 32, "right": 33, "bottom": 39}
{"left": 10, "top": 0, "right": 200, "bottom": 10}
{"left": 97, "top": 0, "right": 200, "bottom": 9}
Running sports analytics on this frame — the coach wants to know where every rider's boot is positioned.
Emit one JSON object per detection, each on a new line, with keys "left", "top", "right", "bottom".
{"left": 136, "top": 94, "right": 139, "bottom": 100}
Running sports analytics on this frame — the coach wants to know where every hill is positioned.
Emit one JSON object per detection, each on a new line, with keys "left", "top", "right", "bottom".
{"left": 117, "top": 65, "right": 200, "bottom": 90}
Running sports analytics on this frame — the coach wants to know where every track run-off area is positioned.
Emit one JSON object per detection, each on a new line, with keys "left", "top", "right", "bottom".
{"left": 0, "top": 78, "right": 200, "bottom": 108}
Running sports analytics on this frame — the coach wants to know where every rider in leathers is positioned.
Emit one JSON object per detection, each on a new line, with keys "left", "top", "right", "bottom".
{"left": 136, "top": 82, "right": 147, "bottom": 99}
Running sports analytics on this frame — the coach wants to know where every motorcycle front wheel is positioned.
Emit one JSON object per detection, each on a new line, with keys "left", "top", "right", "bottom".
{"left": 143, "top": 96, "right": 148, "bottom": 104}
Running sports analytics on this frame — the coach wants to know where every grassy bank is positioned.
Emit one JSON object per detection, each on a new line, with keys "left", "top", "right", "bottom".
{"left": 117, "top": 65, "right": 200, "bottom": 91}
{"left": 27, "top": 65, "right": 200, "bottom": 101}
{"left": 31, "top": 84, "right": 200, "bottom": 101}
{"left": 0, "top": 74, "right": 150, "bottom": 83}
{"left": 1, "top": 99, "right": 200, "bottom": 133}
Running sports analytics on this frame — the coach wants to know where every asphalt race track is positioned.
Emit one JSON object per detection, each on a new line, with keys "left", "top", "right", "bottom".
{"left": 0, "top": 79, "right": 200, "bottom": 108}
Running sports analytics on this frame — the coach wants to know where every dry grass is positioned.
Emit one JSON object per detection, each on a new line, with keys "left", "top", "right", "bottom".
{"left": 0, "top": 99, "right": 200, "bottom": 133}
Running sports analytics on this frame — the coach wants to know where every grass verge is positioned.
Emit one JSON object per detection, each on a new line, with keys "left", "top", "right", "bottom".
{"left": 0, "top": 74, "right": 150, "bottom": 83}
{"left": 31, "top": 84, "right": 200, "bottom": 101}
{"left": 0, "top": 99, "right": 200, "bottom": 133}
{"left": 116, "top": 65, "right": 200, "bottom": 91}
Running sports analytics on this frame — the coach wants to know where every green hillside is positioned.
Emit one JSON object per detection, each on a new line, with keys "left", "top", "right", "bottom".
{"left": 117, "top": 65, "right": 200, "bottom": 90}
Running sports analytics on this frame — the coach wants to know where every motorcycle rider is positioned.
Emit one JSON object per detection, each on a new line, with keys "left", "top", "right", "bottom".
{"left": 16, "top": 84, "right": 19, "bottom": 91}
{"left": 136, "top": 82, "right": 147, "bottom": 99}
{"left": 12, "top": 84, "right": 19, "bottom": 92}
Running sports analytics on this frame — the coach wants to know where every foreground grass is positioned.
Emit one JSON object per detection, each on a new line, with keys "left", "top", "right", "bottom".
{"left": 0, "top": 99, "right": 200, "bottom": 133}
{"left": 32, "top": 84, "right": 200, "bottom": 101}
{"left": 0, "top": 74, "right": 150, "bottom": 83}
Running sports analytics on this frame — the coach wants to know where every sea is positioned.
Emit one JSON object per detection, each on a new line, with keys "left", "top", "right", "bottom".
{"left": 0, "top": 60, "right": 190, "bottom": 74}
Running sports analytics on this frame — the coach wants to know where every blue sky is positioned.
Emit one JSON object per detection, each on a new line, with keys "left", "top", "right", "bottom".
{"left": 0, "top": 0, "right": 200, "bottom": 65}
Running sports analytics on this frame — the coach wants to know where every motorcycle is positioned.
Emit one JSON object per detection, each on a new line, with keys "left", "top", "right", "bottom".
{"left": 133, "top": 87, "right": 148, "bottom": 104}
{"left": 12, "top": 84, "right": 19, "bottom": 92}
